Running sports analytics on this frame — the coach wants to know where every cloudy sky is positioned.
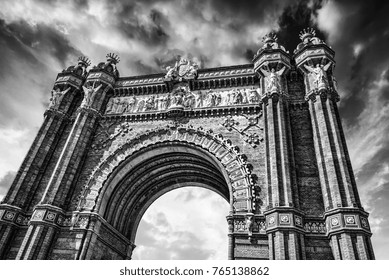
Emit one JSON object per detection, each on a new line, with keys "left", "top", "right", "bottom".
{"left": 0, "top": 0, "right": 388, "bottom": 259}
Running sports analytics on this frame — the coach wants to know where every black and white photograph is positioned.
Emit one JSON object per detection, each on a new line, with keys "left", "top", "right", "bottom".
{"left": 0, "top": 0, "right": 388, "bottom": 270}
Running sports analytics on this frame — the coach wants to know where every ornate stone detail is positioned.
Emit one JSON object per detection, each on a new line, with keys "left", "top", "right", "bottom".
{"left": 304, "top": 222, "right": 326, "bottom": 234}
{"left": 221, "top": 114, "right": 263, "bottom": 148}
{"left": 79, "top": 126, "right": 258, "bottom": 213}
{"left": 164, "top": 57, "right": 198, "bottom": 81}
{"left": 268, "top": 216, "right": 275, "bottom": 225}
{"left": 295, "top": 215, "right": 303, "bottom": 227}
{"left": 279, "top": 214, "right": 290, "bottom": 224}
{"left": 330, "top": 216, "right": 340, "bottom": 227}
{"left": 260, "top": 65, "right": 286, "bottom": 96}
{"left": 105, "top": 87, "right": 260, "bottom": 115}
{"left": 92, "top": 121, "right": 132, "bottom": 151}
{"left": 360, "top": 216, "right": 370, "bottom": 229}
{"left": 245, "top": 214, "right": 254, "bottom": 237}
{"left": 45, "top": 211, "right": 57, "bottom": 222}
{"left": 3, "top": 211, "right": 16, "bottom": 221}
{"left": 304, "top": 62, "right": 332, "bottom": 92}
{"left": 48, "top": 87, "right": 71, "bottom": 110}
{"left": 295, "top": 28, "right": 326, "bottom": 54}
{"left": 344, "top": 215, "right": 356, "bottom": 225}
{"left": 31, "top": 210, "right": 45, "bottom": 221}
{"left": 81, "top": 84, "right": 103, "bottom": 109}
{"left": 254, "top": 32, "right": 288, "bottom": 57}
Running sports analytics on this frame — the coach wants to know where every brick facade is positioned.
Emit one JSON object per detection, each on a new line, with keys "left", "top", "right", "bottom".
{"left": 0, "top": 31, "right": 374, "bottom": 259}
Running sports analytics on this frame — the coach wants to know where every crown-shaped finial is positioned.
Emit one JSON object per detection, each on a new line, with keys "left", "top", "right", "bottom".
{"left": 299, "top": 27, "right": 316, "bottom": 41}
{"left": 262, "top": 32, "right": 278, "bottom": 44}
{"left": 77, "top": 56, "right": 91, "bottom": 67}
{"left": 106, "top": 53, "right": 120, "bottom": 64}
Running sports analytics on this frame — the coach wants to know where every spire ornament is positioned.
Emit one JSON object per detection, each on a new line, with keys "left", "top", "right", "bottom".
{"left": 77, "top": 56, "right": 91, "bottom": 68}
{"left": 299, "top": 27, "right": 316, "bottom": 43}
{"left": 294, "top": 27, "right": 327, "bottom": 54}
{"left": 106, "top": 53, "right": 120, "bottom": 65}
{"left": 254, "top": 31, "right": 288, "bottom": 58}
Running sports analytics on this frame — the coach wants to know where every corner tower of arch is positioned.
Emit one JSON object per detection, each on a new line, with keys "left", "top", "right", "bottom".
{"left": 0, "top": 30, "right": 374, "bottom": 260}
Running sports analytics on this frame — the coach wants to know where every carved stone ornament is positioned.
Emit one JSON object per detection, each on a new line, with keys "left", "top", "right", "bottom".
{"left": 105, "top": 87, "right": 260, "bottom": 115}
{"left": 304, "top": 62, "right": 332, "bottom": 91}
{"left": 164, "top": 57, "right": 198, "bottom": 81}
{"left": 49, "top": 87, "right": 71, "bottom": 110}
{"left": 294, "top": 28, "right": 327, "bottom": 54}
{"left": 221, "top": 114, "right": 263, "bottom": 148}
{"left": 260, "top": 65, "right": 286, "bottom": 95}
{"left": 81, "top": 84, "right": 102, "bottom": 108}
{"left": 78, "top": 126, "right": 258, "bottom": 213}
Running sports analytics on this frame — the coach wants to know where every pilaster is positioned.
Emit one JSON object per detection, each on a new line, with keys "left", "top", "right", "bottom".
{"left": 15, "top": 55, "right": 118, "bottom": 259}
{"left": 254, "top": 33, "right": 303, "bottom": 259}
{"left": 0, "top": 57, "right": 89, "bottom": 259}
{"left": 294, "top": 28, "right": 373, "bottom": 259}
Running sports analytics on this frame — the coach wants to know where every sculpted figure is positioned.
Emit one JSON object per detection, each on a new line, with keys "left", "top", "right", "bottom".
{"left": 160, "top": 94, "right": 170, "bottom": 110}
{"left": 183, "top": 93, "right": 195, "bottom": 108}
{"left": 215, "top": 92, "right": 222, "bottom": 106}
{"left": 112, "top": 98, "right": 121, "bottom": 113}
{"left": 260, "top": 66, "right": 285, "bottom": 94}
{"left": 188, "top": 62, "right": 199, "bottom": 77}
{"left": 127, "top": 96, "right": 137, "bottom": 112}
{"left": 81, "top": 84, "right": 102, "bottom": 108}
{"left": 105, "top": 98, "right": 114, "bottom": 113}
{"left": 193, "top": 91, "right": 203, "bottom": 108}
{"left": 144, "top": 96, "right": 155, "bottom": 111}
{"left": 136, "top": 99, "right": 145, "bottom": 112}
{"left": 242, "top": 89, "right": 248, "bottom": 104}
{"left": 304, "top": 62, "right": 332, "bottom": 89}
{"left": 206, "top": 90, "right": 216, "bottom": 107}
{"left": 246, "top": 216, "right": 253, "bottom": 237}
{"left": 119, "top": 99, "right": 128, "bottom": 113}
{"left": 165, "top": 66, "right": 175, "bottom": 79}
{"left": 226, "top": 92, "right": 232, "bottom": 105}
{"left": 248, "top": 88, "right": 258, "bottom": 103}
{"left": 234, "top": 89, "right": 243, "bottom": 104}
{"left": 49, "top": 87, "right": 71, "bottom": 109}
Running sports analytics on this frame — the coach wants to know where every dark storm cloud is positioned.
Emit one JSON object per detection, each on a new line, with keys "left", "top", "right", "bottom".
{"left": 0, "top": 19, "right": 43, "bottom": 80}
{"left": 277, "top": 0, "right": 325, "bottom": 52}
{"left": 105, "top": 1, "right": 170, "bottom": 47}
{"left": 320, "top": 0, "right": 389, "bottom": 121}
{"left": 0, "top": 171, "right": 15, "bottom": 199}
{"left": 209, "top": 0, "right": 295, "bottom": 24}
{"left": 0, "top": 19, "right": 82, "bottom": 69}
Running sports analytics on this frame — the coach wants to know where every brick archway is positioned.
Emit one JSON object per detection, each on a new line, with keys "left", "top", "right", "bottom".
{"left": 78, "top": 126, "right": 258, "bottom": 220}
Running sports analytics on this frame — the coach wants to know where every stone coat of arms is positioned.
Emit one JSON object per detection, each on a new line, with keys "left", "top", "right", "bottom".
{"left": 164, "top": 57, "right": 198, "bottom": 81}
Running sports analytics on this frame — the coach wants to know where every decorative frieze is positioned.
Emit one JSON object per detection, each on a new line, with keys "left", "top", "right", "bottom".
{"left": 105, "top": 86, "right": 261, "bottom": 115}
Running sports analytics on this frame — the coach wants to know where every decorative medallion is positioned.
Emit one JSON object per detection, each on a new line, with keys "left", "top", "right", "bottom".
{"left": 279, "top": 214, "right": 290, "bottom": 224}
{"left": 345, "top": 215, "right": 356, "bottom": 225}
{"left": 330, "top": 217, "right": 339, "bottom": 227}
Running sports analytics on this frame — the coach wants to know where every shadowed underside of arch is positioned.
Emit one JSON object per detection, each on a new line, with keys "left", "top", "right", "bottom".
{"left": 102, "top": 143, "right": 231, "bottom": 241}
{"left": 78, "top": 127, "right": 258, "bottom": 227}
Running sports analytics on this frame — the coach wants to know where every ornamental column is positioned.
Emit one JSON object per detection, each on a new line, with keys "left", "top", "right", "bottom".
{"left": 253, "top": 33, "right": 304, "bottom": 259}
{"left": 0, "top": 57, "right": 89, "bottom": 259}
{"left": 15, "top": 54, "right": 119, "bottom": 260}
{"left": 294, "top": 28, "right": 374, "bottom": 259}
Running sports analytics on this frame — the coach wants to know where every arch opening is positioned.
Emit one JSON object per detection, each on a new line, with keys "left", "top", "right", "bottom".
{"left": 132, "top": 187, "right": 230, "bottom": 260}
{"left": 100, "top": 142, "right": 232, "bottom": 243}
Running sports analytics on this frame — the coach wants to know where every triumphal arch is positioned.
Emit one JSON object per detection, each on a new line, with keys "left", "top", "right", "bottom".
{"left": 0, "top": 29, "right": 374, "bottom": 259}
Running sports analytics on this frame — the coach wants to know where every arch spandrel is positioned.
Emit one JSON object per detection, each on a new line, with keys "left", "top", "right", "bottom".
{"left": 77, "top": 126, "right": 260, "bottom": 217}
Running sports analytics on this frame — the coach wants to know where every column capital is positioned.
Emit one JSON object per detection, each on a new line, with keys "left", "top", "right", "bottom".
{"left": 293, "top": 28, "right": 338, "bottom": 101}
{"left": 253, "top": 33, "right": 292, "bottom": 102}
